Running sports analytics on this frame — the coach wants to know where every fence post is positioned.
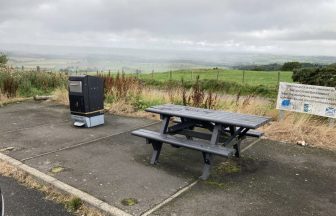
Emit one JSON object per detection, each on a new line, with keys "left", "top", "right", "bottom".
{"left": 216, "top": 70, "right": 219, "bottom": 81}
{"left": 277, "top": 71, "right": 280, "bottom": 85}
{"left": 108, "top": 70, "right": 111, "bottom": 77}
{"left": 242, "top": 70, "right": 245, "bottom": 84}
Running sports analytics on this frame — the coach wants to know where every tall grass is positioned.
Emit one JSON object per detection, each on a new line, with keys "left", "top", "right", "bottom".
{"left": 262, "top": 114, "right": 336, "bottom": 150}
{"left": 0, "top": 68, "right": 67, "bottom": 98}
{"left": 100, "top": 73, "right": 142, "bottom": 103}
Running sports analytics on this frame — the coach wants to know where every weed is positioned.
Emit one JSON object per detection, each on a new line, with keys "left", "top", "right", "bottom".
{"left": 50, "top": 165, "right": 64, "bottom": 174}
{"left": 66, "top": 197, "right": 82, "bottom": 212}
{"left": 204, "top": 180, "right": 227, "bottom": 188}
{"left": 121, "top": 198, "right": 138, "bottom": 206}
{"left": 100, "top": 73, "right": 142, "bottom": 102}
{"left": 189, "top": 75, "right": 205, "bottom": 107}
{"left": 216, "top": 161, "right": 241, "bottom": 175}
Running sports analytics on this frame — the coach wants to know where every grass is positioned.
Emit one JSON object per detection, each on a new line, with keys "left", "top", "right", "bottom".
{"left": 66, "top": 197, "right": 82, "bottom": 212}
{"left": 262, "top": 113, "right": 336, "bottom": 150}
{"left": 95, "top": 69, "right": 293, "bottom": 98}
{"left": 0, "top": 68, "right": 67, "bottom": 99}
{"left": 216, "top": 161, "right": 241, "bottom": 174}
{"left": 139, "top": 68, "right": 293, "bottom": 87}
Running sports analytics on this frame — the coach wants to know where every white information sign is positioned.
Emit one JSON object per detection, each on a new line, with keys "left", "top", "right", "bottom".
{"left": 276, "top": 82, "right": 336, "bottom": 118}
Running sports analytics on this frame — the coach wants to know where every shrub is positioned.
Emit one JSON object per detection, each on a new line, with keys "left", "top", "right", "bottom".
{"left": 282, "top": 62, "right": 302, "bottom": 71}
{"left": 0, "top": 53, "right": 8, "bottom": 67}
{"left": 292, "top": 66, "right": 336, "bottom": 87}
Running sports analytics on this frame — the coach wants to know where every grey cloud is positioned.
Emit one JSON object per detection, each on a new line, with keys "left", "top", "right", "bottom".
{"left": 0, "top": 0, "right": 336, "bottom": 56}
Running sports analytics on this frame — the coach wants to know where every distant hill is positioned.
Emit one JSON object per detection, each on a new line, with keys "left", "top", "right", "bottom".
{"left": 2, "top": 43, "right": 336, "bottom": 72}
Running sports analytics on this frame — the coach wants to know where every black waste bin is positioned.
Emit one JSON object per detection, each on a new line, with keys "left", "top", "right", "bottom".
{"left": 68, "top": 75, "right": 104, "bottom": 127}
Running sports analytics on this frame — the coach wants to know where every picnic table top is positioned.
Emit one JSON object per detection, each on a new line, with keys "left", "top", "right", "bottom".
{"left": 146, "top": 104, "right": 271, "bottom": 129}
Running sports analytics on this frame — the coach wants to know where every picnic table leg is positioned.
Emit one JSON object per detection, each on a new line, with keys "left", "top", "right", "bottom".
{"left": 229, "top": 126, "right": 242, "bottom": 158}
{"left": 149, "top": 115, "right": 170, "bottom": 164}
{"left": 199, "top": 124, "right": 221, "bottom": 180}
{"left": 200, "top": 152, "right": 213, "bottom": 180}
{"left": 234, "top": 139, "right": 241, "bottom": 158}
{"left": 150, "top": 140, "right": 162, "bottom": 165}
{"left": 181, "top": 117, "right": 194, "bottom": 140}
{"left": 160, "top": 116, "right": 170, "bottom": 134}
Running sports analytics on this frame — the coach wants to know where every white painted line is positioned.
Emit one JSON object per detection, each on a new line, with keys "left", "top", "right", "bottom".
{"left": 241, "top": 139, "right": 261, "bottom": 153}
{"left": 141, "top": 180, "right": 198, "bottom": 216}
{"left": 0, "top": 121, "right": 70, "bottom": 135}
{"left": 0, "top": 152, "right": 132, "bottom": 216}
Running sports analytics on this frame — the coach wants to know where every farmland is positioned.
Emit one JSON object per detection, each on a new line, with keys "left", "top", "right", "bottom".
{"left": 138, "top": 68, "right": 293, "bottom": 86}
{"left": 92, "top": 69, "right": 293, "bottom": 98}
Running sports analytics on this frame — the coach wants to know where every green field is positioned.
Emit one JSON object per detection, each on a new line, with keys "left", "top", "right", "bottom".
{"left": 138, "top": 69, "right": 293, "bottom": 86}
{"left": 86, "top": 68, "right": 294, "bottom": 98}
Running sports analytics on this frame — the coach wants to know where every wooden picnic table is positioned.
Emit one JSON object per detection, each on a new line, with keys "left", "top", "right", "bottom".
{"left": 132, "top": 104, "right": 271, "bottom": 180}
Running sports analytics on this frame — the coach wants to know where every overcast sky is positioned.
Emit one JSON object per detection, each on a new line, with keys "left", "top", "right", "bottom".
{"left": 1, "top": 0, "right": 336, "bottom": 56}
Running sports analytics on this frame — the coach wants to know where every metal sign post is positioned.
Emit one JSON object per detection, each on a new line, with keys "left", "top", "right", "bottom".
{"left": 279, "top": 110, "right": 285, "bottom": 121}
{"left": 329, "top": 118, "right": 335, "bottom": 128}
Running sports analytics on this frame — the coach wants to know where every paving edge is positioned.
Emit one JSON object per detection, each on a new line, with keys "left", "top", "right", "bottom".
{"left": 141, "top": 180, "right": 198, "bottom": 216}
{"left": 0, "top": 152, "right": 132, "bottom": 216}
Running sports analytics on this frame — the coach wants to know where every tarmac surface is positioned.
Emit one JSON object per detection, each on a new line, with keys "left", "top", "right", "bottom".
{"left": 0, "top": 175, "right": 72, "bottom": 216}
{"left": 0, "top": 100, "right": 335, "bottom": 216}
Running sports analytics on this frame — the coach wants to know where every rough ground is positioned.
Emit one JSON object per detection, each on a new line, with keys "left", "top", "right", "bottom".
{"left": 0, "top": 100, "right": 335, "bottom": 216}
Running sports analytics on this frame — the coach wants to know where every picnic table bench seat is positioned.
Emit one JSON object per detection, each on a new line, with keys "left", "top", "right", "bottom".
{"left": 132, "top": 129, "right": 236, "bottom": 158}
